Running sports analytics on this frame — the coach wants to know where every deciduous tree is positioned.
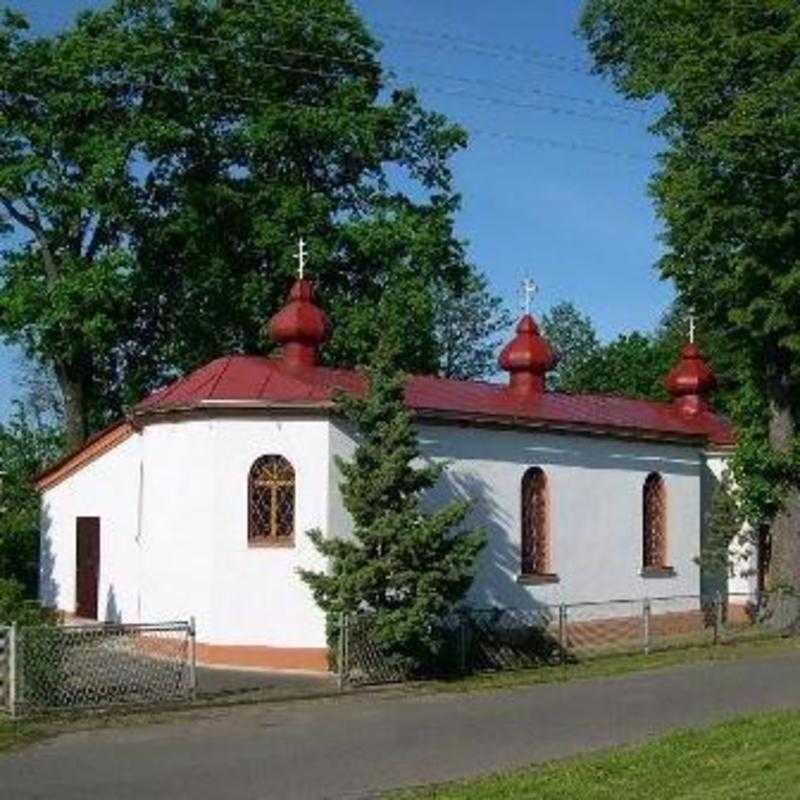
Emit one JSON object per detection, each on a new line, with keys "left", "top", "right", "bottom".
{"left": 0, "top": 406, "right": 61, "bottom": 595}
{"left": 581, "top": 0, "right": 800, "bottom": 587}
{"left": 0, "top": 1, "right": 496, "bottom": 449}
{"left": 541, "top": 301, "right": 599, "bottom": 391}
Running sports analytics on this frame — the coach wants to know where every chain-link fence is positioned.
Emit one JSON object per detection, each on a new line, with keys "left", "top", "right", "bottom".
{"left": 3, "top": 620, "right": 196, "bottom": 717}
{"left": 338, "top": 591, "right": 800, "bottom": 687}
{"left": 0, "top": 625, "right": 10, "bottom": 713}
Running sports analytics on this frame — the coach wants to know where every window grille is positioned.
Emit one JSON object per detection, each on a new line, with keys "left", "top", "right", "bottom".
{"left": 643, "top": 472, "right": 667, "bottom": 569}
{"left": 248, "top": 455, "right": 295, "bottom": 545}
{"left": 521, "top": 467, "right": 548, "bottom": 575}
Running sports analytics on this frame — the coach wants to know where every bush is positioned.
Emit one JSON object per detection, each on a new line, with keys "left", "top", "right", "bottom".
{"left": 0, "top": 578, "right": 55, "bottom": 627}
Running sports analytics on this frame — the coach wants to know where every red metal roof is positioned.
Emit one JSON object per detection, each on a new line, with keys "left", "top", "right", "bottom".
{"left": 134, "top": 354, "right": 735, "bottom": 446}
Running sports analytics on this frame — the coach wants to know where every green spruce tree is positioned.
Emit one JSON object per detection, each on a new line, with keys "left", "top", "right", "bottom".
{"left": 698, "top": 471, "right": 746, "bottom": 596}
{"left": 299, "top": 340, "right": 485, "bottom": 673}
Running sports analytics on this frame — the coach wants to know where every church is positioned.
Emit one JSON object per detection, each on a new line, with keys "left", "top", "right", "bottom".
{"left": 35, "top": 260, "right": 747, "bottom": 670}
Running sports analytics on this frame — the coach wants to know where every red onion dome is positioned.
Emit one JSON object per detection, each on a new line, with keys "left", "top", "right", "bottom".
{"left": 267, "top": 279, "right": 331, "bottom": 367}
{"left": 498, "top": 314, "right": 556, "bottom": 395}
{"left": 665, "top": 343, "right": 717, "bottom": 416}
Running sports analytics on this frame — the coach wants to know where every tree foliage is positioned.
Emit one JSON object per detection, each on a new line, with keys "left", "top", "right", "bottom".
{"left": 0, "top": 577, "right": 56, "bottom": 626}
{"left": 436, "top": 271, "right": 512, "bottom": 380}
{"left": 580, "top": 0, "right": 800, "bottom": 586}
{"left": 0, "top": 406, "right": 62, "bottom": 595}
{"left": 299, "top": 338, "right": 486, "bottom": 672}
{"left": 0, "top": 0, "right": 498, "bottom": 448}
{"left": 542, "top": 297, "right": 736, "bottom": 408}
{"left": 541, "top": 301, "right": 599, "bottom": 391}
{"left": 697, "top": 471, "right": 747, "bottom": 591}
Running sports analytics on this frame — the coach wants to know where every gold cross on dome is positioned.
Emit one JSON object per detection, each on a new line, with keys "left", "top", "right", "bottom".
{"left": 293, "top": 237, "right": 308, "bottom": 279}
{"left": 520, "top": 277, "right": 538, "bottom": 315}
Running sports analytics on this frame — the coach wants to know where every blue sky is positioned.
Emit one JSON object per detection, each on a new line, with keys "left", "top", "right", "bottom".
{"left": 0, "top": 0, "right": 670, "bottom": 418}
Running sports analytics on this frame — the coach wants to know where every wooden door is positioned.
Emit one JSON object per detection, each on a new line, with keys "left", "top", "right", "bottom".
{"left": 75, "top": 517, "right": 100, "bottom": 620}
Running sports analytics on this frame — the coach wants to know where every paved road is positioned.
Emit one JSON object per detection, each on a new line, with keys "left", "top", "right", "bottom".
{"left": 196, "top": 665, "right": 337, "bottom": 698}
{"left": 3, "top": 653, "right": 800, "bottom": 800}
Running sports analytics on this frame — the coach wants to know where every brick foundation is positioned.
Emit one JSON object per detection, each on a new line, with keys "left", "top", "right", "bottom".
{"left": 195, "top": 643, "right": 329, "bottom": 671}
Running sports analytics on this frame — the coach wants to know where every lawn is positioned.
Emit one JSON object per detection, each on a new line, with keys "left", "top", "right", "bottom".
{"left": 392, "top": 710, "right": 800, "bottom": 799}
{"left": 0, "top": 719, "right": 44, "bottom": 753}
{"left": 422, "top": 635, "right": 800, "bottom": 695}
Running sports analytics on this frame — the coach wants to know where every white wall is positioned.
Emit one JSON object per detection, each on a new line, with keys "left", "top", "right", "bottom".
{"left": 42, "top": 410, "right": 720, "bottom": 650}
{"left": 331, "top": 421, "right": 706, "bottom": 611}
{"left": 134, "top": 414, "right": 330, "bottom": 648}
{"left": 42, "top": 414, "right": 330, "bottom": 651}
{"left": 703, "top": 451, "right": 757, "bottom": 600}
{"left": 40, "top": 431, "right": 142, "bottom": 622}
{"left": 204, "top": 415, "right": 330, "bottom": 649}
{"left": 135, "top": 418, "right": 216, "bottom": 637}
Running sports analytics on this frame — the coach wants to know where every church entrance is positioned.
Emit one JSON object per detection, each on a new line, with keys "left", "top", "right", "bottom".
{"left": 75, "top": 517, "right": 100, "bottom": 620}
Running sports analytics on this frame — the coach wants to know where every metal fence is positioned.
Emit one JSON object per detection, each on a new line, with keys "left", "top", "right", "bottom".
{"left": 0, "top": 625, "right": 10, "bottom": 713}
{"left": 2, "top": 619, "right": 196, "bottom": 718}
{"left": 339, "top": 591, "right": 800, "bottom": 686}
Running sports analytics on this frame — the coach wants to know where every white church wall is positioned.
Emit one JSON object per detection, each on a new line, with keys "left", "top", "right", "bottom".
{"left": 40, "top": 431, "right": 142, "bottom": 623}
{"left": 330, "top": 420, "right": 706, "bottom": 613}
{"left": 135, "top": 419, "right": 217, "bottom": 636}
{"left": 703, "top": 451, "right": 757, "bottom": 602}
{"left": 41, "top": 409, "right": 730, "bottom": 665}
{"left": 42, "top": 413, "right": 330, "bottom": 658}
{"left": 203, "top": 415, "right": 330, "bottom": 650}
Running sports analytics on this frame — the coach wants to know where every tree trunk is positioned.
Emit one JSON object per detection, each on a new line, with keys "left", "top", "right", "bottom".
{"left": 55, "top": 362, "right": 88, "bottom": 452}
{"left": 766, "top": 367, "right": 800, "bottom": 591}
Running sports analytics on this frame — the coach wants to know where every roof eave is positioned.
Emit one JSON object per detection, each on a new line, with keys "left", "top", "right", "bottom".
{"left": 413, "top": 408, "right": 716, "bottom": 446}
{"left": 35, "top": 421, "right": 136, "bottom": 492}
{"left": 36, "top": 400, "right": 731, "bottom": 492}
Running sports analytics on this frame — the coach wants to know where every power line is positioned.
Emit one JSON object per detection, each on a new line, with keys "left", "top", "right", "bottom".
{"left": 1, "top": 63, "right": 793, "bottom": 182}
{"left": 2, "top": 25, "right": 653, "bottom": 125}
{"left": 467, "top": 127, "right": 654, "bottom": 163}
{"left": 375, "top": 22, "right": 592, "bottom": 74}
{"left": 200, "top": 1, "right": 598, "bottom": 74}
{"left": 0, "top": 58, "right": 648, "bottom": 131}
{"left": 160, "top": 30, "right": 650, "bottom": 118}
{"left": 399, "top": 67, "right": 649, "bottom": 116}
{"left": 11, "top": 4, "right": 662, "bottom": 128}
{"left": 420, "top": 86, "right": 639, "bottom": 127}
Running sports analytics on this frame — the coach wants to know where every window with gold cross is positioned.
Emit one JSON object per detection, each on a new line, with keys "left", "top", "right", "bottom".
{"left": 248, "top": 455, "right": 295, "bottom": 545}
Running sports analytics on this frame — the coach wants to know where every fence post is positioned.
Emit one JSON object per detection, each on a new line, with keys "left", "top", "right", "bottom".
{"left": 8, "top": 622, "right": 16, "bottom": 719}
{"left": 714, "top": 590, "right": 723, "bottom": 644}
{"left": 188, "top": 616, "right": 197, "bottom": 701}
{"left": 337, "top": 612, "right": 347, "bottom": 691}
{"left": 558, "top": 603, "right": 567, "bottom": 663}
{"left": 458, "top": 615, "right": 468, "bottom": 675}
{"left": 643, "top": 598, "right": 651, "bottom": 655}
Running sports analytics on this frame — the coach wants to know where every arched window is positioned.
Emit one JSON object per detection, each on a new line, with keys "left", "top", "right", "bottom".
{"left": 521, "top": 467, "right": 549, "bottom": 575}
{"left": 642, "top": 472, "right": 667, "bottom": 570}
{"left": 248, "top": 455, "right": 295, "bottom": 546}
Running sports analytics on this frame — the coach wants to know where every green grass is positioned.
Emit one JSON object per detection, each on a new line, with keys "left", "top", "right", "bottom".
{"left": 0, "top": 718, "right": 46, "bottom": 753}
{"left": 392, "top": 710, "right": 800, "bottom": 799}
{"left": 418, "top": 635, "right": 800, "bottom": 695}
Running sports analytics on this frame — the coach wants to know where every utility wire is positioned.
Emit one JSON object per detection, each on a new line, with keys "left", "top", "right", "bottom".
{"left": 6, "top": 74, "right": 789, "bottom": 183}
{"left": 1, "top": 57, "right": 793, "bottom": 180}
{"left": 158, "top": 30, "right": 652, "bottom": 118}
{"left": 199, "top": 1, "right": 596, "bottom": 73}
{"left": 420, "top": 86, "right": 639, "bottom": 127}
{"left": 0, "top": 59, "right": 647, "bottom": 130}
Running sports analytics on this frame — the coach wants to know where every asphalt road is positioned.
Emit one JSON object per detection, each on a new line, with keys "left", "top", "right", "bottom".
{"left": 3, "top": 653, "right": 800, "bottom": 800}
